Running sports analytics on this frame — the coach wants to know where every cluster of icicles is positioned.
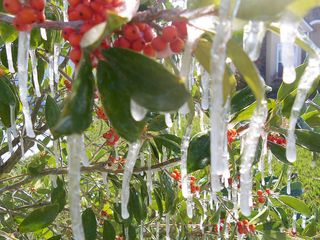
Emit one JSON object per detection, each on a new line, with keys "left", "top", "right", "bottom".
{"left": 5, "top": 0, "right": 320, "bottom": 239}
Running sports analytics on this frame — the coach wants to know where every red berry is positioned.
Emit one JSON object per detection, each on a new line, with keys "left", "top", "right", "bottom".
{"left": 257, "top": 189, "right": 263, "bottom": 196}
{"left": 162, "top": 26, "right": 178, "bottom": 43}
{"left": 172, "top": 21, "right": 188, "bottom": 39}
{"left": 151, "top": 36, "right": 167, "bottom": 52}
{"left": 16, "top": 7, "right": 38, "bottom": 25}
{"left": 69, "top": 48, "right": 82, "bottom": 64}
{"left": 68, "top": 0, "right": 81, "bottom": 7}
{"left": 169, "top": 37, "right": 184, "bottom": 53}
{"left": 62, "top": 27, "right": 75, "bottom": 41}
{"left": 114, "top": 37, "right": 130, "bottom": 49}
{"left": 28, "top": 0, "right": 45, "bottom": 11}
{"left": 143, "top": 44, "right": 156, "bottom": 57}
{"left": 143, "top": 26, "right": 155, "bottom": 42}
{"left": 249, "top": 224, "right": 256, "bottom": 232}
{"left": 13, "top": 18, "right": 32, "bottom": 31}
{"left": 131, "top": 38, "right": 145, "bottom": 52}
{"left": 75, "top": 4, "right": 93, "bottom": 20}
{"left": 266, "top": 189, "right": 271, "bottom": 195}
{"left": 3, "top": 0, "right": 22, "bottom": 14}
{"left": 36, "top": 11, "right": 46, "bottom": 23}
{"left": 258, "top": 196, "right": 266, "bottom": 204}
{"left": 123, "top": 24, "right": 141, "bottom": 41}
{"left": 68, "top": 32, "right": 83, "bottom": 47}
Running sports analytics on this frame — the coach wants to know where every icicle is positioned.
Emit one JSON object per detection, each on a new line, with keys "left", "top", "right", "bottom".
{"left": 5, "top": 43, "right": 15, "bottom": 73}
{"left": 240, "top": 101, "right": 268, "bottom": 216}
{"left": 165, "top": 113, "right": 173, "bottom": 128}
{"left": 181, "top": 125, "right": 192, "bottom": 198}
{"left": 267, "top": 149, "right": 273, "bottom": 175}
{"left": 140, "top": 151, "right": 145, "bottom": 168}
{"left": 125, "top": 227, "right": 129, "bottom": 240}
{"left": 259, "top": 134, "right": 267, "bottom": 186}
{"left": 140, "top": 221, "right": 144, "bottom": 240}
{"left": 166, "top": 214, "right": 170, "bottom": 240}
{"left": 9, "top": 105, "right": 18, "bottom": 138}
{"left": 162, "top": 146, "right": 167, "bottom": 162}
{"left": 210, "top": 0, "right": 239, "bottom": 195}
{"left": 79, "top": 135, "right": 89, "bottom": 166}
{"left": 40, "top": 28, "right": 47, "bottom": 41}
{"left": 29, "top": 49, "right": 41, "bottom": 97}
{"left": 102, "top": 173, "right": 110, "bottom": 199}
{"left": 187, "top": 197, "right": 193, "bottom": 218}
{"left": 156, "top": 212, "right": 160, "bottom": 240}
{"left": 243, "top": 21, "right": 266, "bottom": 61}
{"left": 53, "top": 44, "right": 61, "bottom": 83}
{"left": 292, "top": 212, "right": 297, "bottom": 234}
{"left": 200, "top": 108, "right": 205, "bottom": 132}
{"left": 63, "top": 0, "right": 68, "bottom": 21}
{"left": 146, "top": 146, "right": 153, "bottom": 204}
{"left": 201, "top": 70, "right": 210, "bottom": 110}
{"left": 67, "top": 134, "right": 85, "bottom": 240}
{"left": 130, "top": 99, "right": 148, "bottom": 121}
{"left": 53, "top": 140, "right": 60, "bottom": 167}
{"left": 51, "top": 175, "right": 58, "bottom": 188}
{"left": 121, "top": 141, "right": 142, "bottom": 219}
{"left": 287, "top": 166, "right": 292, "bottom": 195}
{"left": 280, "top": 17, "right": 299, "bottom": 84}
{"left": 49, "top": 55, "right": 55, "bottom": 96}
{"left": 301, "top": 215, "right": 306, "bottom": 229}
{"left": 20, "top": 135, "right": 25, "bottom": 158}
{"left": 17, "top": 31, "right": 35, "bottom": 138}
{"left": 6, "top": 129, "right": 13, "bottom": 155}
{"left": 286, "top": 57, "right": 320, "bottom": 162}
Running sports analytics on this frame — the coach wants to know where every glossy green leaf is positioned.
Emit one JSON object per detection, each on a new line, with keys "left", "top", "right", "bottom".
{"left": 302, "top": 220, "right": 317, "bottom": 237}
{"left": 268, "top": 142, "right": 292, "bottom": 165}
{"left": 82, "top": 208, "right": 97, "bottom": 240}
{"left": 187, "top": 132, "right": 210, "bottom": 173}
{"left": 129, "top": 188, "right": 144, "bottom": 223}
{"left": 147, "top": 115, "right": 168, "bottom": 132}
{"left": 45, "top": 95, "right": 60, "bottom": 137}
{"left": 154, "top": 134, "right": 181, "bottom": 154}
{"left": 51, "top": 177, "right": 66, "bottom": 212}
{"left": 302, "top": 111, "right": 320, "bottom": 128}
{"left": 19, "top": 205, "right": 59, "bottom": 233}
{"left": 97, "top": 59, "right": 146, "bottom": 142}
{"left": 101, "top": 48, "right": 189, "bottom": 112}
{"left": 0, "top": 23, "right": 18, "bottom": 43}
{"left": 54, "top": 55, "right": 94, "bottom": 136}
{"left": 0, "top": 77, "right": 16, "bottom": 106}
{"left": 237, "top": 0, "right": 293, "bottom": 21}
{"left": 262, "top": 231, "right": 289, "bottom": 240}
{"left": 295, "top": 129, "right": 320, "bottom": 152}
{"left": 278, "top": 195, "right": 311, "bottom": 216}
{"left": 103, "top": 220, "right": 116, "bottom": 240}
{"left": 280, "top": 182, "right": 303, "bottom": 197}
{"left": 231, "top": 87, "right": 256, "bottom": 115}
{"left": 250, "top": 207, "right": 269, "bottom": 225}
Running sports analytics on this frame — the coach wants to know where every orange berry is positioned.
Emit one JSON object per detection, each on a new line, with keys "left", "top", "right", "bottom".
{"left": 249, "top": 224, "right": 256, "bottom": 232}
{"left": 162, "top": 26, "right": 178, "bottom": 43}
{"left": 75, "top": 4, "right": 93, "bottom": 20}
{"left": 13, "top": 18, "right": 32, "bottom": 31}
{"left": 68, "top": 0, "right": 81, "bottom": 7}
{"left": 68, "top": 32, "right": 83, "bottom": 47}
{"left": 151, "top": 36, "right": 167, "bottom": 52}
{"left": 170, "top": 37, "right": 184, "bottom": 53}
{"left": 257, "top": 189, "right": 263, "bottom": 196}
{"left": 3, "top": 0, "right": 22, "bottom": 14}
{"left": 172, "top": 21, "right": 188, "bottom": 39}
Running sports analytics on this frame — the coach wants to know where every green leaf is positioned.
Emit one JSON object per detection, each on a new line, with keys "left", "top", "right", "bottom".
{"left": 129, "top": 188, "right": 144, "bottom": 223}
{"left": 237, "top": 0, "right": 293, "bottom": 21}
{"left": 97, "top": 58, "right": 146, "bottom": 142}
{"left": 231, "top": 87, "right": 256, "bottom": 115}
{"left": 268, "top": 142, "right": 292, "bottom": 165}
{"left": 100, "top": 48, "right": 189, "bottom": 112}
{"left": 0, "top": 77, "right": 18, "bottom": 128}
{"left": 302, "top": 111, "right": 320, "bottom": 128}
{"left": 103, "top": 220, "right": 116, "bottom": 240}
{"left": 287, "top": 0, "right": 320, "bottom": 17}
{"left": 0, "top": 23, "right": 18, "bottom": 43}
{"left": 278, "top": 195, "right": 311, "bottom": 216}
{"left": 295, "top": 129, "right": 320, "bottom": 152}
{"left": 262, "top": 230, "right": 289, "bottom": 240}
{"left": 302, "top": 220, "right": 317, "bottom": 237}
{"left": 227, "top": 38, "right": 265, "bottom": 102}
{"left": 48, "top": 236, "right": 62, "bottom": 240}
{"left": 82, "top": 208, "right": 97, "bottom": 240}
{"left": 51, "top": 177, "right": 66, "bottom": 212}
{"left": 45, "top": 95, "right": 60, "bottom": 137}
{"left": 0, "top": 77, "right": 16, "bottom": 106}
{"left": 19, "top": 205, "right": 59, "bottom": 233}
{"left": 249, "top": 207, "right": 269, "bottom": 225}
{"left": 147, "top": 115, "right": 167, "bottom": 132}
{"left": 280, "top": 182, "right": 303, "bottom": 197}
{"left": 154, "top": 134, "right": 181, "bottom": 154}
{"left": 187, "top": 132, "right": 210, "bottom": 173}
{"left": 54, "top": 55, "right": 94, "bottom": 136}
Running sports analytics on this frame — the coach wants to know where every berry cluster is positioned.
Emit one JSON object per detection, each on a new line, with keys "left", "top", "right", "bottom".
{"left": 237, "top": 220, "right": 256, "bottom": 235}
{"left": 256, "top": 188, "right": 271, "bottom": 204}
{"left": 267, "top": 132, "right": 286, "bottom": 146}
{"left": 107, "top": 155, "right": 126, "bottom": 170}
{"left": 103, "top": 129, "right": 119, "bottom": 146}
{"left": 3, "top": 0, "right": 46, "bottom": 31}
{"left": 227, "top": 128, "right": 238, "bottom": 144}
{"left": 63, "top": 0, "right": 123, "bottom": 64}
{"left": 114, "top": 21, "right": 187, "bottom": 57}
{"left": 213, "top": 219, "right": 230, "bottom": 233}
{"left": 96, "top": 107, "right": 108, "bottom": 121}
{"left": 171, "top": 169, "right": 200, "bottom": 193}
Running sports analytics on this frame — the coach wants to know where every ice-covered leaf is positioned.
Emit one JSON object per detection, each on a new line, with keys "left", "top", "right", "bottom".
{"left": 154, "top": 134, "right": 181, "bottom": 154}
{"left": 82, "top": 208, "right": 97, "bottom": 240}
{"left": 54, "top": 55, "right": 94, "bottom": 136}
{"left": 187, "top": 132, "right": 210, "bottom": 173}
{"left": 295, "top": 129, "right": 320, "bottom": 152}
{"left": 268, "top": 142, "right": 292, "bottom": 165}
{"left": 19, "top": 205, "right": 59, "bottom": 233}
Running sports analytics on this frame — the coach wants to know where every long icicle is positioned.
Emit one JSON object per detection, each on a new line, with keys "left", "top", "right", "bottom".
{"left": 67, "top": 134, "right": 85, "bottom": 240}
{"left": 17, "top": 31, "right": 35, "bottom": 138}
{"left": 240, "top": 101, "right": 268, "bottom": 216}
{"left": 146, "top": 145, "right": 153, "bottom": 204}
{"left": 209, "top": 0, "right": 238, "bottom": 194}
{"left": 121, "top": 141, "right": 142, "bottom": 219}
{"left": 53, "top": 44, "right": 61, "bottom": 83}
{"left": 243, "top": 21, "right": 266, "bottom": 61}
{"left": 9, "top": 105, "right": 18, "bottom": 138}
{"left": 29, "top": 49, "right": 41, "bottom": 97}
{"left": 5, "top": 43, "right": 15, "bottom": 73}
{"left": 286, "top": 57, "right": 320, "bottom": 162}
{"left": 49, "top": 55, "right": 55, "bottom": 96}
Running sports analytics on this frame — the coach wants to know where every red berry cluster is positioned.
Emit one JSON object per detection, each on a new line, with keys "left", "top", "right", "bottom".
{"left": 3, "top": 0, "right": 46, "bottom": 31}
{"left": 237, "top": 220, "right": 256, "bottom": 235}
{"left": 213, "top": 219, "right": 230, "bottom": 233}
{"left": 256, "top": 188, "right": 271, "bottom": 204}
{"left": 114, "top": 21, "right": 187, "bottom": 57}
{"left": 171, "top": 169, "right": 200, "bottom": 193}
{"left": 227, "top": 128, "right": 238, "bottom": 145}
{"left": 107, "top": 155, "right": 125, "bottom": 170}
{"left": 63, "top": 0, "right": 123, "bottom": 64}
{"left": 267, "top": 132, "right": 286, "bottom": 146}
{"left": 103, "top": 129, "right": 119, "bottom": 146}
{"left": 96, "top": 107, "right": 108, "bottom": 121}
